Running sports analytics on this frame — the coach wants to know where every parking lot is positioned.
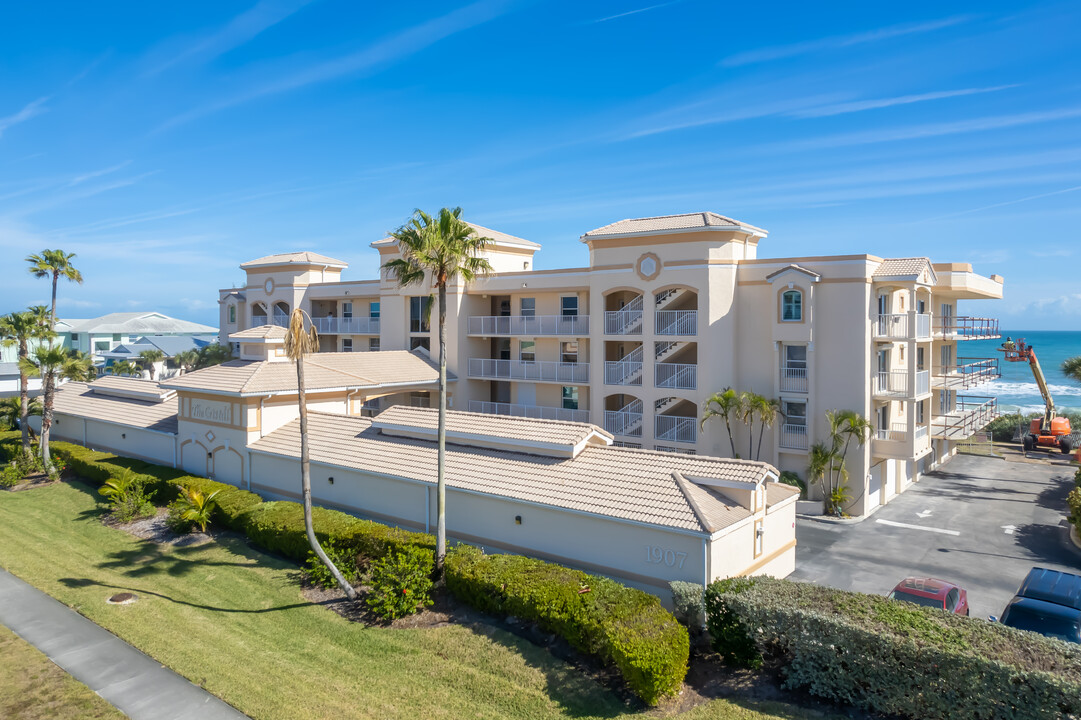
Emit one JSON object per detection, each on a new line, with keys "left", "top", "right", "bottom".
{"left": 791, "top": 453, "right": 1081, "bottom": 619}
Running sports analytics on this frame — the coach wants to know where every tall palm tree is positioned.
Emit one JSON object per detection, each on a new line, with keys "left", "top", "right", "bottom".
{"left": 139, "top": 349, "right": 166, "bottom": 380}
{"left": 383, "top": 207, "right": 493, "bottom": 575}
{"left": 819, "top": 409, "right": 871, "bottom": 515}
{"left": 63, "top": 351, "right": 95, "bottom": 382}
{"left": 283, "top": 309, "right": 357, "bottom": 600}
{"left": 0, "top": 396, "right": 41, "bottom": 432}
{"left": 738, "top": 391, "right": 757, "bottom": 460}
{"left": 20, "top": 346, "right": 69, "bottom": 467}
{"left": 753, "top": 395, "right": 782, "bottom": 461}
{"left": 109, "top": 360, "right": 139, "bottom": 377}
{"left": 0, "top": 307, "right": 51, "bottom": 457}
{"left": 174, "top": 349, "right": 198, "bottom": 374}
{"left": 26, "top": 250, "right": 82, "bottom": 471}
{"left": 701, "top": 387, "right": 741, "bottom": 458}
{"left": 1064, "top": 356, "right": 1081, "bottom": 383}
{"left": 806, "top": 442, "right": 833, "bottom": 506}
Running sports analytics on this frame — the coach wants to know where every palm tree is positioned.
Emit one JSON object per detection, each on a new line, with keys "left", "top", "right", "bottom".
{"left": 818, "top": 409, "right": 871, "bottom": 515}
{"left": 806, "top": 442, "right": 833, "bottom": 506}
{"left": 174, "top": 349, "right": 198, "bottom": 374}
{"left": 19, "top": 346, "right": 69, "bottom": 467}
{"left": 0, "top": 397, "right": 40, "bottom": 431}
{"left": 738, "top": 391, "right": 757, "bottom": 460}
{"left": 194, "top": 343, "right": 233, "bottom": 369}
{"left": 283, "top": 308, "right": 357, "bottom": 600}
{"left": 1064, "top": 356, "right": 1081, "bottom": 383}
{"left": 26, "top": 250, "right": 82, "bottom": 471}
{"left": 701, "top": 387, "right": 741, "bottom": 458}
{"left": 110, "top": 360, "right": 139, "bottom": 377}
{"left": 0, "top": 308, "right": 51, "bottom": 457}
{"left": 753, "top": 395, "right": 782, "bottom": 461}
{"left": 139, "top": 349, "right": 166, "bottom": 380}
{"left": 383, "top": 207, "right": 493, "bottom": 575}
{"left": 63, "top": 351, "right": 95, "bottom": 382}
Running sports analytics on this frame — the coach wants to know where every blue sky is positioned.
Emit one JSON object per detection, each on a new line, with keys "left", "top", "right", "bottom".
{"left": 1, "top": 1, "right": 1079, "bottom": 329}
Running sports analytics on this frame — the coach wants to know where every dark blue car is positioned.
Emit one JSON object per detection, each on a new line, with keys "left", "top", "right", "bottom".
{"left": 998, "top": 567, "right": 1081, "bottom": 644}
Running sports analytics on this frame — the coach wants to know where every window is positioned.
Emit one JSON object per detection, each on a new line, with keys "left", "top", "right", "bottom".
{"left": 561, "top": 341, "right": 578, "bottom": 363}
{"left": 113, "top": 333, "right": 122, "bottom": 341}
{"left": 95, "top": 341, "right": 109, "bottom": 352}
{"left": 495, "top": 338, "right": 511, "bottom": 360}
{"left": 781, "top": 290, "right": 802, "bottom": 321}
{"left": 520, "top": 340, "right": 535, "bottom": 363}
{"left": 369, "top": 302, "right": 380, "bottom": 319}
{"left": 783, "top": 400, "right": 807, "bottom": 426}
{"left": 917, "top": 347, "right": 925, "bottom": 371}
{"left": 410, "top": 337, "right": 430, "bottom": 352}
{"left": 498, "top": 298, "right": 511, "bottom": 316}
{"left": 409, "top": 297, "right": 431, "bottom": 333}
{"left": 945, "top": 589, "right": 960, "bottom": 613}
{"left": 70, "top": 333, "right": 79, "bottom": 341}
{"left": 561, "top": 386, "right": 579, "bottom": 410}
{"left": 369, "top": 338, "right": 380, "bottom": 352}
{"left": 918, "top": 299, "right": 926, "bottom": 314}
{"left": 342, "top": 338, "right": 353, "bottom": 352}
{"left": 520, "top": 297, "right": 535, "bottom": 317}
{"left": 410, "top": 392, "right": 430, "bottom": 408}
{"left": 228, "top": 305, "right": 237, "bottom": 323}
{"left": 940, "top": 344, "right": 952, "bottom": 369}
{"left": 939, "top": 389, "right": 952, "bottom": 415}
{"left": 877, "top": 295, "right": 889, "bottom": 315}
{"left": 342, "top": 302, "right": 353, "bottom": 319}
{"left": 917, "top": 400, "right": 925, "bottom": 424}
{"left": 561, "top": 296, "right": 578, "bottom": 317}
{"left": 784, "top": 345, "right": 806, "bottom": 372}
{"left": 878, "top": 405, "right": 890, "bottom": 433}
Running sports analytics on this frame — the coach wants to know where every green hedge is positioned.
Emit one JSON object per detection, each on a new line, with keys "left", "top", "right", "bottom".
{"left": 705, "top": 576, "right": 1081, "bottom": 720}
{"left": 446, "top": 545, "right": 688, "bottom": 705}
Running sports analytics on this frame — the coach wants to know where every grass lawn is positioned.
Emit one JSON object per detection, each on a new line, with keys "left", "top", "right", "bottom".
{"left": 0, "top": 624, "right": 124, "bottom": 720}
{"left": 0, "top": 481, "right": 839, "bottom": 720}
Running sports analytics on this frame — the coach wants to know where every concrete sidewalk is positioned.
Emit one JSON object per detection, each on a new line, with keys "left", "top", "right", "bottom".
{"left": 0, "top": 567, "right": 248, "bottom": 720}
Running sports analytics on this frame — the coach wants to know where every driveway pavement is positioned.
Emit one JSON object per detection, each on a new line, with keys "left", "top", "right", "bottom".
{"left": 0, "top": 567, "right": 248, "bottom": 720}
{"left": 791, "top": 453, "right": 1081, "bottom": 619}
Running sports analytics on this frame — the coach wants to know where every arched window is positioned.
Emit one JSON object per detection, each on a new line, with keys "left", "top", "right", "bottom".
{"left": 781, "top": 290, "right": 802, "bottom": 322}
{"left": 251, "top": 302, "right": 267, "bottom": 325}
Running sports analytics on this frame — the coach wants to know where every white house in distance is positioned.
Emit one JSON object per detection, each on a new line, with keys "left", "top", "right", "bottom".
{"left": 56, "top": 312, "right": 218, "bottom": 359}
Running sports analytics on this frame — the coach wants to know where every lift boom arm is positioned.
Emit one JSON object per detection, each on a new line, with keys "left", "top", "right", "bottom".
{"left": 1020, "top": 348, "right": 1055, "bottom": 425}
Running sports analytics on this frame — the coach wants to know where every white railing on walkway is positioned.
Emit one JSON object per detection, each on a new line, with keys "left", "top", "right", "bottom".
{"left": 656, "top": 362, "right": 697, "bottom": 390}
{"left": 605, "top": 410, "right": 644, "bottom": 437}
{"left": 468, "top": 401, "right": 589, "bottom": 423}
{"left": 779, "top": 423, "right": 808, "bottom": 450}
{"left": 873, "top": 313, "right": 932, "bottom": 340}
{"left": 780, "top": 366, "right": 807, "bottom": 393}
{"left": 655, "top": 310, "right": 697, "bottom": 336}
{"left": 655, "top": 415, "right": 697, "bottom": 444}
{"left": 931, "top": 396, "right": 998, "bottom": 440}
{"left": 313, "top": 317, "right": 380, "bottom": 335}
{"left": 467, "top": 315, "right": 589, "bottom": 336}
{"left": 933, "top": 358, "right": 1000, "bottom": 390}
{"left": 604, "top": 309, "right": 643, "bottom": 335}
{"left": 605, "top": 361, "right": 643, "bottom": 385}
{"left": 873, "top": 370, "right": 930, "bottom": 397}
{"left": 467, "top": 358, "right": 590, "bottom": 383}
{"left": 935, "top": 317, "right": 1000, "bottom": 340}
{"left": 271, "top": 315, "right": 289, "bottom": 327}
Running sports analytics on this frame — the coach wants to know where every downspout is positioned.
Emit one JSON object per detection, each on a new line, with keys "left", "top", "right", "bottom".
{"left": 425, "top": 486, "right": 431, "bottom": 534}
{"left": 347, "top": 389, "right": 360, "bottom": 416}
{"left": 702, "top": 537, "right": 708, "bottom": 588}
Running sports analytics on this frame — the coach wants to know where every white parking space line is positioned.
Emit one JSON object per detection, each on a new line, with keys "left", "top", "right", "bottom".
{"left": 875, "top": 519, "right": 961, "bottom": 536}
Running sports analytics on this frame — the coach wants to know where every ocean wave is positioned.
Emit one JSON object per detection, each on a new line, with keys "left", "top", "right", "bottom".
{"left": 984, "top": 381, "right": 1081, "bottom": 397}
{"left": 998, "top": 403, "right": 1081, "bottom": 415}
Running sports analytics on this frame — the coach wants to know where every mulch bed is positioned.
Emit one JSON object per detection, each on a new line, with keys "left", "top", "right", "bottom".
{"left": 2, "top": 471, "right": 62, "bottom": 492}
{"left": 106, "top": 508, "right": 213, "bottom": 548}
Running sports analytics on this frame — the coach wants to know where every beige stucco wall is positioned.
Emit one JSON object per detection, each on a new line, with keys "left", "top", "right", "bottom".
{"left": 44, "top": 414, "right": 177, "bottom": 467}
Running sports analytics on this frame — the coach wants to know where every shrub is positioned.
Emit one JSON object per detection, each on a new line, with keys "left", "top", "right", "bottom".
{"left": 165, "top": 499, "right": 195, "bottom": 534}
{"left": 1, "top": 463, "right": 21, "bottom": 488}
{"left": 99, "top": 468, "right": 155, "bottom": 523}
{"left": 702, "top": 577, "right": 762, "bottom": 669}
{"left": 170, "top": 486, "right": 221, "bottom": 532}
{"left": 366, "top": 546, "right": 435, "bottom": 620}
{"left": 446, "top": 545, "right": 688, "bottom": 705}
{"left": 778, "top": 470, "right": 805, "bottom": 499}
{"left": 1068, "top": 486, "right": 1081, "bottom": 532}
{"left": 705, "top": 576, "right": 1081, "bottom": 720}
{"left": 669, "top": 581, "right": 705, "bottom": 628}
{"left": 304, "top": 540, "right": 361, "bottom": 590}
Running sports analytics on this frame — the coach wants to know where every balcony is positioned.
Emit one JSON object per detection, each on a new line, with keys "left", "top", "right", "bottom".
{"left": 873, "top": 313, "right": 932, "bottom": 340}
{"left": 779, "top": 423, "right": 808, "bottom": 450}
{"left": 468, "top": 315, "right": 589, "bottom": 337}
{"left": 655, "top": 415, "right": 697, "bottom": 444}
{"left": 604, "top": 309, "right": 643, "bottom": 335}
{"left": 656, "top": 362, "right": 697, "bottom": 390}
{"left": 872, "top": 423, "right": 931, "bottom": 458}
{"left": 873, "top": 370, "right": 930, "bottom": 398}
{"left": 312, "top": 316, "right": 380, "bottom": 335}
{"left": 936, "top": 317, "right": 1000, "bottom": 340}
{"left": 655, "top": 310, "right": 697, "bottom": 336}
{"left": 933, "top": 357, "right": 1000, "bottom": 391}
{"left": 467, "top": 358, "right": 590, "bottom": 384}
{"left": 931, "top": 396, "right": 998, "bottom": 440}
{"left": 468, "top": 400, "right": 589, "bottom": 423}
{"left": 780, "top": 366, "right": 807, "bottom": 393}
{"left": 604, "top": 409, "right": 644, "bottom": 437}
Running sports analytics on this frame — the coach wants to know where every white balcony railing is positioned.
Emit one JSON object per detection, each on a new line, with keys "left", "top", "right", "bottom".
{"left": 253, "top": 315, "right": 290, "bottom": 328}
{"left": 873, "top": 370, "right": 930, "bottom": 397}
{"left": 312, "top": 316, "right": 381, "bottom": 335}
{"left": 468, "top": 400, "right": 589, "bottom": 423}
{"left": 656, "top": 362, "right": 697, "bottom": 390}
{"left": 467, "top": 315, "right": 589, "bottom": 336}
{"left": 873, "top": 313, "right": 932, "bottom": 340}
{"left": 271, "top": 314, "right": 289, "bottom": 327}
{"left": 931, "top": 396, "right": 998, "bottom": 440}
{"left": 604, "top": 360, "right": 643, "bottom": 385}
{"left": 655, "top": 415, "right": 697, "bottom": 444}
{"left": 780, "top": 366, "right": 807, "bottom": 393}
{"left": 604, "top": 410, "right": 644, "bottom": 437}
{"left": 936, "top": 317, "right": 1000, "bottom": 340}
{"left": 655, "top": 310, "right": 697, "bottom": 336}
{"left": 467, "top": 358, "right": 590, "bottom": 383}
{"left": 604, "top": 309, "right": 643, "bottom": 335}
{"left": 875, "top": 423, "right": 909, "bottom": 442}
{"left": 779, "top": 423, "right": 808, "bottom": 450}
{"left": 933, "top": 358, "right": 1000, "bottom": 390}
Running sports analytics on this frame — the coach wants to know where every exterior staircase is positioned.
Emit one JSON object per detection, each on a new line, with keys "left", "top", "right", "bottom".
{"left": 654, "top": 287, "right": 689, "bottom": 311}
{"left": 605, "top": 295, "right": 644, "bottom": 335}
{"left": 605, "top": 345, "right": 644, "bottom": 385}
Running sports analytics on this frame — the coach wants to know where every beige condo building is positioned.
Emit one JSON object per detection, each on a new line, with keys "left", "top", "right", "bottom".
{"left": 219, "top": 212, "right": 1004, "bottom": 518}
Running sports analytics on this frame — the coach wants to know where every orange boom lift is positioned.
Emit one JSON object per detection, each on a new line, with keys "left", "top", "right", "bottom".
{"left": 999, "top": 340, "right": 1073, "bottom": 454}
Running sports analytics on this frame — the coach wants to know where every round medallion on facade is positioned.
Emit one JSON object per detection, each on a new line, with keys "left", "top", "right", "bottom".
{"left": 636, "top": 252, "right": 661, "bottom": 281}
{"left": 264, "top": 278, "right": 274, "bottom": 294}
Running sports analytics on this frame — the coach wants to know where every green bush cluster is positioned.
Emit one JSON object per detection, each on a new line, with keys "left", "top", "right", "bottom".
{"left": 304, "top": 539, "right": 361, "bottom": 590}
{"left": 705, "top": 576, "right": 1081, "bottom": 720}
{"left": 1068, "top": 468, "right": 1081, "bottom": 533}
{"left": 446, "top": 545, "right": 688, "bottom": 705}
{"left": 366, "top": 546, "right": 435, "bottom": 620}
{"left": 987, "top": 411, "right": 1081, "bottom": 442}
{"left": 668, "top": 581, "right": 704, "bottom": 629}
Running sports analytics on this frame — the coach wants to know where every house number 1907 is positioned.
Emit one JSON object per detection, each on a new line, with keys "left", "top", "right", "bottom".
{"left": 645, "top": 545, "right": 687, "bottom": 569}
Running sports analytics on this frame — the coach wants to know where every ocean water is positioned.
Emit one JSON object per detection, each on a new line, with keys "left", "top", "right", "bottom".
{"left": 961, "top": 331, "right": 1081, "bottom": 414}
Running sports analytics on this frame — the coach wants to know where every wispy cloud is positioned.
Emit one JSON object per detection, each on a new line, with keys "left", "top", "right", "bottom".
{"left": 67, "top": 161, "right": 132, "bottom": 187}
{"left": 155, "top": 0, "right": 515, "bottom": 131}
{"left": 721, "top": 15, "right": 974, "bottom": 67}
{"left": 620, "top": 93, "right": 845, "bottom": 139}
{"left": 0, "top": 97, "right": 49, "bottom": 139}
{"left": 145, "top": 0, "right": 317, "bottom": 76}
{"left": 792, "top": 85, "right": 1016, "bottom": 118}
{"left": 914, "top": 183, "right": 1081, "bottom": 223}
{"left": 585, "top": 1, "right": 683, "bottom": 24}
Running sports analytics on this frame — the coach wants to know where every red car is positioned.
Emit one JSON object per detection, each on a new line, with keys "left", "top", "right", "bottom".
{"left": 888, "top": 577, "right": 970, "bottom": 616}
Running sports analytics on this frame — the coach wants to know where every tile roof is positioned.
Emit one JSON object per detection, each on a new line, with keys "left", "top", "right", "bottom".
{"left": 54, "top": 312, "right": 218, "bottom": 336}
{"left": 873, "top": 257, "right": 936, "bottom": 279}
{"left": 87, "top": 375, "right": 176, "bottom": 403}
{"left": 52, "top": 381, "right": 178, "bottom": 434}
{"left": 228, "top": 325, "right": 288, "bottom": 341}
{"left": 371, "top": 222, "right": 540, "bottom": 250}
{"left": 766, "top": 482, "right": 800, "bottom": 508}
{"left": 582, "top": 212, "right": 768, "bottom": 239}
{"left": 372, "top": 406, "right": 612, "bottom": 457}
{"left": 160, "top": 351, "right": 447, "bottom": 397}
{"left": 240, "top": 252, "right": 348, "bottom": 269}
{"left": 251, "top": 411, "right": 775, "bottom": 533}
